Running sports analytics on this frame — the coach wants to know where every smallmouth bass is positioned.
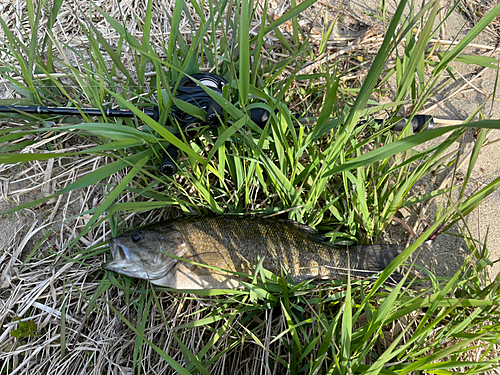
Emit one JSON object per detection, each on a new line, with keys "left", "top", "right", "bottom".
{"left": 103, "top": 216, "right": 402, "bottom": 289}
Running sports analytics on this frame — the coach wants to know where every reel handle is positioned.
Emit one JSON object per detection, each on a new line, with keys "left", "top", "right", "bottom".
{"left": 206, "top": 99, "right": 224, "bottom": 127}
{"left": 159, "top": 145, "right": 178, "bottom": 176}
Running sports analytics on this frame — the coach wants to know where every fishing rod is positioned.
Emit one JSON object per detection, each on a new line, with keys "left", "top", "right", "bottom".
{"left": 0, "top": 104, "right": 159, "bottom": 120}
{"left": 0, "top": 73, "right": 434, "bottom": 176}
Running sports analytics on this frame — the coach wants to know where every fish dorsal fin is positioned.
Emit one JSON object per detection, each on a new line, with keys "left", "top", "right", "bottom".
{"left": 272, "top": 219, "right": 325, "bottom": 242}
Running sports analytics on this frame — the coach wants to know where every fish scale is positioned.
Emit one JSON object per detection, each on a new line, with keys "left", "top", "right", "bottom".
{"left": 176, "top": 217, "right": 334, "bottom": 278}
{"left": 103, "top": 216, "right": 402, "bottom": 289}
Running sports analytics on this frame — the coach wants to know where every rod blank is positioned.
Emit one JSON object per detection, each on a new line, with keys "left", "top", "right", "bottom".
{"left": 0, "top": 105, "right": 159, "bottom": 121}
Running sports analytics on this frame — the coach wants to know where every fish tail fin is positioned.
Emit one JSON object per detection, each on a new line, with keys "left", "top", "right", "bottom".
{"left": 350, "top": 244, "right": 403, "bottom": 276}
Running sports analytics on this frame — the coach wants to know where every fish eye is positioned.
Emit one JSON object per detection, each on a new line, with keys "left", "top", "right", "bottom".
{"left": 131, "top": 233, "right": 142, "bottom": 242}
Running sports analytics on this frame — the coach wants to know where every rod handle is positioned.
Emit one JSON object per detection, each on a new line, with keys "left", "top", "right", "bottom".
{"left": 388, "top": 115, "right": 434, "bottom": 132}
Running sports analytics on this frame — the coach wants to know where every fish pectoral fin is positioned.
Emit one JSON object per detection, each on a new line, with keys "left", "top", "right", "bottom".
{"left": 179, "top": 252, "right": 234, "bottom": 276}
{"left": 152, "top": 262, "right": 241, "bottom": 290}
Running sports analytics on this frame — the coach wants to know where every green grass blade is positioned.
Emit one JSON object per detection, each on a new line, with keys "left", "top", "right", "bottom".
{"left": 0, "top": 149, "right": 151, "bottom": 216}
{"left": 86, "top": 23, "right": 132, "bottom": 82}
{"left": 434, "top": 2, "right": 500, "bottom": 75}
{"left": 133, "top": 287, "right": 152, "bottom": 374}
{"left": 460, "top": 127, "right": 486, "bottom": 199}
{"left": 324, "top": 120, "right": 500, "bottom": 177}
{"left": 340, "top": 273, "right": 352, "bottom": 373}
{"left": 138, "top": 0, "right": 153, "bottom": 88}
{"left": 251, "top": 0, "right": 316, "bottom": 44}
{"left": 69, "top": 156, "right": 150, "bottom": 248}
{"left": 239, "top": 0, "right": 250, "bottom": 106}
{"left": 342, "top": 0, "right": 408, "bottom": 129}
{"left": 167, "top": 0, "right": 187, "bottom": 71}
{"left": 105, "top": 301, "right": 193, "bottom": 375}
{"left": 394, "top": 0, "right": 439, "bottom": 102}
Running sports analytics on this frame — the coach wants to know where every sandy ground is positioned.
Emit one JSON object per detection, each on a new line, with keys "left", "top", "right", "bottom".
{"left": 339, "top": 0, "right": 500, "bottom": 280}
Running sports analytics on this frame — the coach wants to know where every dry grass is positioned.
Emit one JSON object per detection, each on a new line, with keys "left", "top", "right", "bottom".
{"left": 1, "top": 0, "right": 500, "bottom": 374}
{"left": 459, "top": 0, "right": 500, "bottom": 43}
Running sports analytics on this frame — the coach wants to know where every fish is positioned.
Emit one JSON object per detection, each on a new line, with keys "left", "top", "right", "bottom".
{"left": 103, "top": 216, "right": 402, "bottom": 290}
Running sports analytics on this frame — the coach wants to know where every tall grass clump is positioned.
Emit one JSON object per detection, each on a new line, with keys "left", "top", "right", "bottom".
{"left": 1, "top": 0, "right": 500, "bottom": 373}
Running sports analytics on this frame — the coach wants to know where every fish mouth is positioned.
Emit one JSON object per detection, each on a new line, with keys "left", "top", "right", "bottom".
{"left": 102, "top": 238, "right": 129, "bottom": 271}
{"left": 102, "top": 238, "right": 173, "bottom": 281}
{"left": 108, "top": 238, "right": 129, "bottom": 261}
